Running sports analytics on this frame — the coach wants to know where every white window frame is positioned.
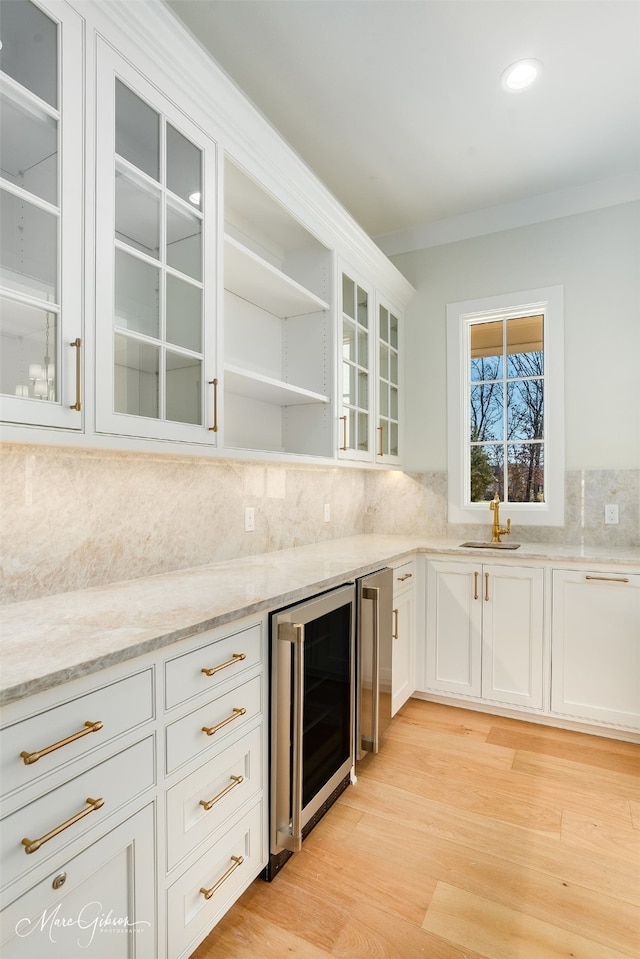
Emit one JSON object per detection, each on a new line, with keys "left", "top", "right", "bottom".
{"left": 446, "top": 285, "right": 564, "bottom": 527}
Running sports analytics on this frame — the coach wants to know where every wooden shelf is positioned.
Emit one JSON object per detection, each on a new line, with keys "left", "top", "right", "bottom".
{"left": 224, "top": 364, "right": 330, "bottom": 407}
{"left": 224, "top": 235, "right": 329, "bottom": 318}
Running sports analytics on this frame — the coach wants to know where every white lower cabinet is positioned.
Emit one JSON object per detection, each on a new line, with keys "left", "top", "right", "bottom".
{"left": 426, "top": 560, "right": 544, "bottom": 710}
{"left": 551, "top": 569, "right": 640, "bottom": 731}
{"left": 0, "top": 803, "right": 156, "bottom": 959}
{"left": 1, "top": 614, "right": 268, "bottom": 959}
{"left": 391, "top": 559, "right": 416, "bottom": 715}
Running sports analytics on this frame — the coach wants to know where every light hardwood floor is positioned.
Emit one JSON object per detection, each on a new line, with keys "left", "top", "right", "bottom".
{"left": 191, "top": 700, "right": 640, "bottom": 959}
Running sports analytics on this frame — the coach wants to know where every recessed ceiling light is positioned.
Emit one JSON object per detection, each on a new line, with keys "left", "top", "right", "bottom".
{"left": 501, "top": 58, "right": 543, "bottom": 92}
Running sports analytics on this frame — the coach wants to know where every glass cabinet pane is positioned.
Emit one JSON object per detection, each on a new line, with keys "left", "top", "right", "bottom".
{"left": 115, "top": 80, "right": 159, "bottom": 180}
{"left": 114, "top": 250, "right": 159, "bottom": 338}
{"left": 0, "top": 94, "right": 58, "bottom": 204}
{"left": 114, "top": 334, "right": 159, "bottom": 418}
{"left": 166, "top": 275, "right": 201, "bottom": 352}
{"left": 342, "top": 274, "right": 355, "bottom": 319}
{"left": 0, "top": 189, "right": 57, "bottom": 299}
{"left": 115, "top": 170, "right": 160, "bottom": 257}
{"left": 0, "top": 296, "right": 57, "bottom": 400}
{"left": 166, "top": 352, "right": 201, "bottom": 425}
{"left": 0, "top": 1, "right": 57, "bottom": 108}
{"left": 166, "top": 202, "right": 201, "bottom": 281}
{"left": 167, "top": 124, "right": 201, "bottom": 208}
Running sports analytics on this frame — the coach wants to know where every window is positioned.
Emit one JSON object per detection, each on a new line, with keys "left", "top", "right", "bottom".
{"left": 447, "top": 286, "right": 564, "bottom": 527}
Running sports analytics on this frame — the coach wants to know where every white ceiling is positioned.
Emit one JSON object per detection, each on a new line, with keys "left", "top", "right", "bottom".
{"left": 166, "top": 0, "right": 640, "bottom": 246}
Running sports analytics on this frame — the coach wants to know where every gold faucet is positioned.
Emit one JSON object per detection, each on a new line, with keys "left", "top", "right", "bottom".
{"left": 489, "top": 493, "right": 511, "bottom": 543}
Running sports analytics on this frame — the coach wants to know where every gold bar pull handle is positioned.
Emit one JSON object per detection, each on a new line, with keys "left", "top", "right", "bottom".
{"left": 397, "top": 573, "right": 412, "bottom": 582}
{"left": 20, "top": 721, "right": 103, "bottom": 765}
{"left": 201, "top": 653, "right": 246, "bottom": 677}
{"left": 22, "top": 797, "right": 104, "bottom": 854}
{"left": 199, "top": 775, "right": 243, "bottom": 811}
{"left": 200, "top": 855, "right": 244, "bottom": 900}
{"left": 377, "top": 424, "right": 384, "bottom": 457}
{"left": 339, "top": 415, "right": 347, "bottom": 451}
{"left": 202, "top": 707, "right": 246, "bottom": 737}
{"left": 585, "top": 575, "right": 630, "bottom": 584}
{"left": 485, "top": 572, "right": 490, "bottom": 602}
{"left": 392, "top": 608, "right": 399, "bottom": 640}
{"left": 69, "top": 338, "right": 82, "bottom": 411}
{"left": 208, "top": 377, "right": 218, "bottom": 432}
{"left": 474, "top": 571, "right": 479, "bottom": 600}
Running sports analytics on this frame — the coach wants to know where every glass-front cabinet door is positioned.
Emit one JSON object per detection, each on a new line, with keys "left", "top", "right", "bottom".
{"left": 376, "top": 297, "right": 401, "bottom": 464}
{"left": 95, "top": 43, "right": 218, "bottom": 444}
{"left": 339, "top": 268, "right": 372, "bottom": 460}
{"left": 0, "top": 0, "right": 83, "bottom": 430}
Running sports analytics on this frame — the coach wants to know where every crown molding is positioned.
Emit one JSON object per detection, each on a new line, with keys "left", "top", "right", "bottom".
{"left": 375, "top": 172, "right": 640, "bottom": 257}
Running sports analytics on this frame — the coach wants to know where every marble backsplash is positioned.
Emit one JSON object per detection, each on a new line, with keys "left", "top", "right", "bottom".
{"left": 1, "top": 444, "right": 638, "bottom": 604}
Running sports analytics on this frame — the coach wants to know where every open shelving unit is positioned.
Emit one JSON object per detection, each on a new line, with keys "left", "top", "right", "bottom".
{"left": 223, "top": 159, "right": 334, "bottom": 457}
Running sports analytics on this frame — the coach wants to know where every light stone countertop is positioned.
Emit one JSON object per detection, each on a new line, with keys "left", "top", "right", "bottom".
{"left": 1, "top": 534, "right": 639, "bottom": 706}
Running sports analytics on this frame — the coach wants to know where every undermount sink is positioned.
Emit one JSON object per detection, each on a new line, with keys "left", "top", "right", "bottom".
{"left": 460, "top": 542, "right": 521, "bottom": 549}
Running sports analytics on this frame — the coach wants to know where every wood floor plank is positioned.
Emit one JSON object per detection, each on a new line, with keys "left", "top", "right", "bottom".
{"left": 561, "top": 809, "right": 640, "bottom": 864}
{"left": 512, "top": 748, "right": 640, "bottom": 802}
{"left": 331, "top": 900, "right": 488, "bottom": 959}
{"left": 189, "top": 902, "right": 335, "bottom": 959}
{"left": 422, "top": 882, "right": 638, "bottom": 959}
{"left": 487, "top": 722, "right": 640, "bottom": 776}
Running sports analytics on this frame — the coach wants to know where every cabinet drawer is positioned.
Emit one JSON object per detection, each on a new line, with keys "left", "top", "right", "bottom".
{"left": 165, "top": 623, "right": 262, "bottom": 710}
{"left": 167, "top": 800, "right": 264, "bottom": 959}
{"left": 0, "top": 804, "right": 156, "bottom": 958}
{"left": 0, "top": 736, "right": 155, "bottom": 894}
{"left": 0, "top": 669, "right": 154, "bottom": 799}
{"left": 166, "top": 725, "right": 263, "bottom": 873}
{"left": 393, "top": 560, "right": 416, "bottom": 596}
{"left": 166, "top": 675, "right": 262, "bottom": 775}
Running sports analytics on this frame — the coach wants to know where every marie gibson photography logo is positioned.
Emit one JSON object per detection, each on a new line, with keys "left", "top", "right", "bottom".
{"left": 15, "top": 900, "right": 151, "bottom": 949}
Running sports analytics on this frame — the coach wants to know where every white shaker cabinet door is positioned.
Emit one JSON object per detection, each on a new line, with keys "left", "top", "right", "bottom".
{"left": 426, "top": 561, "right": 482, "bottom": 698}
{"left": 481, "top": 564, "right": 544, "bottom": 709}
{"left": 0, "top": 804, "right": 156, "bottom": 958}
{"left": 551, "top": 569, "right": 640, "bottom": 731}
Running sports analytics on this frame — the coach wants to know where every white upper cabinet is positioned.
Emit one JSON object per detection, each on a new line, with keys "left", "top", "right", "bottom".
{"left": 223, "top": 159, "right": 333, "bottom": 458}
{"left": 376, "top": 295, "right": 402, "bottom": 465}
{"left": 94, "top": 42, "right": 219, "bottom": 446}
{"left": 338, "top": 267, "right": 373, "bottom": 461}
{"left": 339, "top": 268, "right": 404, "bottom": 464}
{"left": 0, "top": 0, "right": 83, "bottom": 430}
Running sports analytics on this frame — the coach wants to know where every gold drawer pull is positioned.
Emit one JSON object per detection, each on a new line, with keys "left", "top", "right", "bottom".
{"left": 585, "top": 575, "right": 630, "bottom": 584}
{"left": 392, "top": 608, "right": 399, "bottom": 640}
{"left": 20, "top": 721, "right": 103, "bottom": 765}
{"left": 201, "top": 653, "right": 246, "bottom": 677}
{"left": 199, "top": 775, "right": 244, "bottom": 811}
{"left": 397, "top": 573, "right": 412, "bottom": 582}
{"left": 474, "top": 571, "right": 479, "bottom": 600}
{"left": 202, "top": 708, "right": 246, "bottom": 737}
{"left": 200, "top": 855, "right": 244, "bottom": 900}
{"left": 22, "top": 797, "right": 104, "bottom": 854}
{"left": 485, "top": 572, "right": 490, "bottom": 602}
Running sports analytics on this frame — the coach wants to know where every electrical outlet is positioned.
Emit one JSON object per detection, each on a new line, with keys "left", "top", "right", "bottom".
{"left": 604, "top": 504, "right": 619, "bottom": 525}
{"left": 244, "top": 507, "right": 255, "bottom": 532}
{"left": 323, "top": 503, "right": 331, "bottom": 523}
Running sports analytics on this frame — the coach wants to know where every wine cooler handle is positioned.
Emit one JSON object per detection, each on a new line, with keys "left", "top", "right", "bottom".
{"left": 363, "top": 585, "right": 381, "bottom": 752}
{"left": 276, "top": 621, "right": 304, "bottom": 853}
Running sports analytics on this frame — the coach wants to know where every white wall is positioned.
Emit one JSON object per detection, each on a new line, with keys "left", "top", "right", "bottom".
{"left": 394, "top": 202, "right": 640, "bottom": 473}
